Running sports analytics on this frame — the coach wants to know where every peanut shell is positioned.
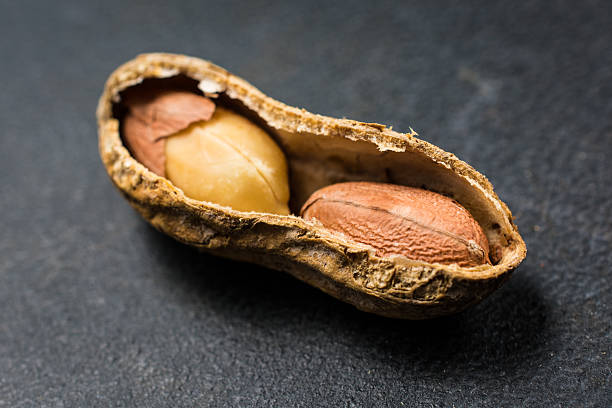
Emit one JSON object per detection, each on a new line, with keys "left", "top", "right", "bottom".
{"left": 97, "top": 53, "right": 526, "bottom": 319}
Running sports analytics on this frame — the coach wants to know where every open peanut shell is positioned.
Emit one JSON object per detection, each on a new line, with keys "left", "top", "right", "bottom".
{"left": 97, "top": 53, "right": 526, "bottom": 319}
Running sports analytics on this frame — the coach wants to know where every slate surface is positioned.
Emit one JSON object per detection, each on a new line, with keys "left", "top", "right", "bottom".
{"left": 1, "top": 1, "right": 610, "bottom": 406}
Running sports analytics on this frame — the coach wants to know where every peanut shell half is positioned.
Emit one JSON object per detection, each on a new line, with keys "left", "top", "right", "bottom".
{"left": 97, "top": 53, "right": 526, "bottom": 319}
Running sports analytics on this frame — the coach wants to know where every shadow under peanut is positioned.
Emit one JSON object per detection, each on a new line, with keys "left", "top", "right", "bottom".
{"left": 142, "top": 221, "right": 550, "bottom": 378}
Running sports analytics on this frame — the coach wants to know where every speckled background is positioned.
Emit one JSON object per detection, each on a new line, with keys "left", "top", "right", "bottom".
{"left": 1, "top": 1, "right": 610, "bottom": 406}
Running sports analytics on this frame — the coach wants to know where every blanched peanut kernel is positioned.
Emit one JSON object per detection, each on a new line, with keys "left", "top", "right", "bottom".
{"left": 165, "top": 107, "right": 290, "bottom": 215}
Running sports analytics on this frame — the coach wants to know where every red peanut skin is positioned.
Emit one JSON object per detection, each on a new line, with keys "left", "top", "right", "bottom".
{"left": 121, "top": 88, "right": 215, "bottom": 177}
{"left": 300, "top": 182, "right": 490, "bottom": 267}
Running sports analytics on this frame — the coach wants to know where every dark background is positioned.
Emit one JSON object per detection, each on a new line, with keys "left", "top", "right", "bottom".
{"left": 1, "top": 1, "right": 610, "bottom": 406}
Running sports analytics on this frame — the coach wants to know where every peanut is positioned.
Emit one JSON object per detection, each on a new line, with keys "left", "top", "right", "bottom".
{"left": 165, "top": 107, "right": 290, "bottom": 215}
{"left": 121, "top": 88, "right": 290, "bottom": 215}
{"left": 301, "top": 182, "right": 490, "bottom": 267}
{"left": 99, "top": 53, "right": 527, "bottom": 318}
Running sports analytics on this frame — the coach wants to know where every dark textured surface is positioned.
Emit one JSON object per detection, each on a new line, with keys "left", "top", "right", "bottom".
{"left": 1, "top": 1, "right": 610, "bottom": 406}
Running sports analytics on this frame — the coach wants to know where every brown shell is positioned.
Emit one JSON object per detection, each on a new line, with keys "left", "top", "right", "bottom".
{"left": 97, "top": 53, "right": 526, "bottom": 319}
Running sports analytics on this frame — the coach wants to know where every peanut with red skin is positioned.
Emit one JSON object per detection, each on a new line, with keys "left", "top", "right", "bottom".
{"left": 301, "top": 182, "right": 490, "bottom": 267}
